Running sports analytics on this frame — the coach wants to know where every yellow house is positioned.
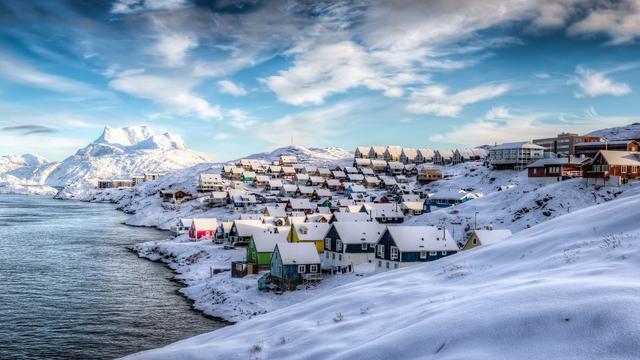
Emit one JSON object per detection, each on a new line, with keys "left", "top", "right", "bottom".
{"left": 288, "top": 223, "right": 331, "bottom": 253}
{"left": 463, "top": 229, "right": 512, "bottom": 250}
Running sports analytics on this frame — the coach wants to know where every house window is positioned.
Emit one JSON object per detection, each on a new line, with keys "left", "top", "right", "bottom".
{"left": 377, "top": 245, "right": 384, "bottom": 257}
{"left": 378, "top": 261, "right": 382, "bottom": 267}
{"left": 429, "top": 251, "right": 437, "bottom": 256}
{"left": 390, "top": 246, "right": 399, "bottom": 260}
{"left": 310, "top": 265, "right": 318, "bottom": 273}
{"left": 420, "top": 251, "right": 427, "bottom": 259}
{"left": 361, "top": 243, "right": 368, "bottom": 251}
{"left": 472, "top": 238, "right": 477, "bottom": 245}
{"left": 338, "top": 254, "right": 342, "bottom": 261}
{"left": 325, "top": 238, "right": 331, "bottom": 250}
{"left": 441, "top": 251, "right": 447, "bottom": 256}
{"left": 386, "top": 262, "right": 390, "bottom": 269}
{"left": 394, "top": 263, "right": 399, "bottom": 269}
{"left": 336, "top": 240, "right": 343, "bottom": 252}
{"left": 326, "top": 252, "right": 329, "bottom": 259}
{"left": 622, "top": 165, "right": 628, "bottom": 173}
{"left": 633, "top": 166, "right": 638, "bottom": 173}
{"left": 298, "top": 265, "right": 306, "bottom": 273}
{"left": 332, "top": 253, "right": 335, "bottom": 259}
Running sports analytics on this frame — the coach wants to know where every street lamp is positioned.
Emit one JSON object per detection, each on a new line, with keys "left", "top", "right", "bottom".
{"left": 474, "top": 211, "right": 479, "bottom": 230}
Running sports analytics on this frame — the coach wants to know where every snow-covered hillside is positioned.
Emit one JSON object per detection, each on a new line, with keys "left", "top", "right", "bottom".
{"left": 589, "top": 122, "right": 640, "bottom": 141}
{"left": 0, "top": 154, "right": 48, "bottom": 173}
{"left": 245, "top": 145, "right": 352, "bottom": 165}
{"left": 126, "top": 193, "right": 640, "bottom": 360}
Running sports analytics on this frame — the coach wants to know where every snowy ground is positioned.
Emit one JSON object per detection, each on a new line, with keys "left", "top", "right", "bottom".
{"left": 0, "top": 184, "right": 58, "bottom": 196}
{"left": 125, "top": 192, "right": 640, "bottom": 360}
{"left": 134, "top": 235, "right": 374, "bottom": 322}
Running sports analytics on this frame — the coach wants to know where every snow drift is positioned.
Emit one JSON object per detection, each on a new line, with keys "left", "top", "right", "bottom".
{"left": 126, "top": 193, "right": 640, "bottom": 360}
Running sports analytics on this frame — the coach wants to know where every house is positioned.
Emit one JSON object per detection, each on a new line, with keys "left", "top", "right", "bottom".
{"left": 344, "top": 166, "right": 359, "bottom": 174}
{"left": 584, "top": 150, "right": 640, "bottom": 186}
{"left": 417, "top": 166, "right": 443, "bottom": 183}
{"left": 295, "top": 173, "right": 310, "bottom": 184}
{"left": 346, "top": 184, "right": 367, "bottom": 197}
{"left": 433, "top": 149, "right": 454, "bottom": 166}
{"left": 266, "top": 179, "right": 284, "bottom": 191}
{"left": 370, "top": 159, "right": 388, "bottom": 173}
{"left": 452, "top": 149, "right": 475, "bottom": 164}
{"left": 270, "top": 243, "right": 321, "bottom": 291}
{"left": 312, "top": 188, "right": 332, "bottom": 201}
{"left": 489, "top": 142, "right": 545, "bottom": 170}
{"left": 132, "top": 175, "right": 145, "bottom": 186}
{"left": 384, "top": 146, "right": 403, "bottom": 162}
{"left": 363, "top": 176, "right": 381, "bottom": 188}
{"left": 170, "top": 218, "right": 193, "bottom": 236}
{"left": 526, "top": 156, "right": 590, "bottom": 181}
{"left": 402, "top": 201, "right": 425, "bottom": 215}
{"left": 354, "top": 158, "right": 371, "bottom": 168}
{"left": 428, "top": 190, "right": 477, "bottom": 209}
{"left": 360, "top": 167, "right": 375, "bottom": 176}
{"left": 293, "top": 163, "right": 305, "bottom": 173}
{"left": 304, "top": 165, "right": 318, "bottom": 174}
{"left": 230, "top": 193, "right": 257, "bottom": 208}
{"left": 288, "top": 222, "right": 331, "bottom": 253}
{"left": 403, "top": 163, "right": 418, "bottom": 176}
{"left": 253, "top": 175, "right": 270, "bottom": 187}
{"left": 280, "top": 166, "right": 296, "bottom": 180}
{"left": 286, "top": 198, "right": 313, "bottom": 214}
{"left": 400, "top": 148, "right": 418, "bottom": 164}
{"left": 97, "top": 180, "right": 112, "bottom": 189}
{"left": 323, "top": 222, "right": 386, "bottom": 272}
{"left": 395, "top": 174, "right": 410, "bottom": 183}
{"left": 354, "top": 146, "right": 370, "bottom": 158}
{"left": 269, "top": 165, "right": 282, "bottom": 176}
{"left": 215, "top": 221, "right": 234, "bottom": 244}
{"left": 111, "top": 179, "right": 133, "bottom": 188}
{"left": 330, "top": 211, "right": 370, "bottom": 223}
{"left": 368, "top": 203, "right": 405, "bottom": 224}
{"left": 379, "top": 176, "right": 397, "bottom": 189}
{"left": 197, "top": 173, "right": 224, "bottom": 192}
{"left": 189, "top": 218, "right": 219, "bottom": 240}
{"left": 296, "top": 185, "right": 314, "bottom": 198}
{"left": 247, "top": 231, "right": 289, "bottom": 271}
{"left": 463, "top": 228, "right": 512, "bottom": 250}
{"left": 386, "top": 161, "right": 405, "bottom": 175}
{"left": 230, "top": 167, "right": 244, "bottom": 180}
{"left": 368, "top": 146, "right": 386, "bottom": 159}
{"left": 574, "top": 140, "right": 640, "bottom": 158}
{"left": 416, "top": 148, "right": 434, "bottom": 163}
{"left": 279, "top": 155, "right": 297, "bottom": 166}
{"left": 325, "top": 179, "right": 341, "bottom": 190}
{"left": 263, "top": 204, "right": 287, "bottom": 218}
{"left": 315, "top": 168, "right": 332, "bottom": 178}
{"left": 375, "top": 226, "right": 457, "bottom": 271}
{"left": 280, "top": 184, "right": 298, "bottom": 197}
{"left": 308, "top": 176, "right": 325, "bottom": 186}
{"left": 208, "top": 191, "right": 228, "bottom": 207}
{"left": 144, "top": 173, "right": 161, "bottom": 181}
{"left": 159, "top": 190, "right": 192, "bottom": 204}
{"left": 346, "top": 173, "right": 364, "bottom": 183}
{"left": 331, "top": 170, "right": 346, "bottom": 180}
{"left": 240, "top": 171, "right": 256, "bottom": 183}
{"left": 228, "top": 220, "right": 274, "bottom": 247}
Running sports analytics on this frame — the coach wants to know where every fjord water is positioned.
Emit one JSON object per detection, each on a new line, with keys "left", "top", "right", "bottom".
{"left": 0, "top": 195, "right": 222, "bottom": 359}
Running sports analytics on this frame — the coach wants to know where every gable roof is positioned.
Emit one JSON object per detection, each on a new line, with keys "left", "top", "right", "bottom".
{"left": 526, "top": 157, "right": 590, "bottom": 168}
{"left": 596, "top": 150, "right": 640, "bottom": 166}
{"left": 275, "top": 243, "right": 321, "bottom": 265}
{"left": 251, "top": 232, "right": 289, "bottom": 252}
{"left": 387, "top": 226, "right": 456, "bottom": 252}
{"left": 491, "top": 142, "right": 545, "bottom": 150}
{"left": 293, "top": 223, "right": 331, "bottom": 241}
{"left": 471, "top": 229, "right": 512, "bottom": 246}
{"left": 332, "top": 212, "right": 370, "bottom": 222}
{"left": 332, "top": 222, "right": 386, "bottom": 244}
{"left": 192, "top": 218, "right": 218, "bottom": 230}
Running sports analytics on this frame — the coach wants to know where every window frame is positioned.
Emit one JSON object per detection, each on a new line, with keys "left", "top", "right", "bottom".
{"left": 310, "top": 265, "right": 318, "bottom": 273}
{"left": 298, "top": 265, "right": 306, "bottom": 273}
{"left": 390, "top": 246, "right": 399, "bottom": 260}
{"left": 420, "top": 250, "right": 427, "bottom": 259}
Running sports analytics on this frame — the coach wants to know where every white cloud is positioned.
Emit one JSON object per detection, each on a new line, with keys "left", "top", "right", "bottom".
{"left": 213, "top": 132, "right": 232, "bottom": 141}
{"left": 431, "top": 106, "right": 637, "bottom": 145}
{"left": 256, "top": 103, "right": 355, "bottom": 147}
{"left": 109, "top": 70, "right": 221, "bottom": 119}
{"left": 111, "top": 0, "right": 190, "bottom": 14}
{"left": 226, "top": 109, "right": 258, "bottom": 130}
{"left": 217, "top": 80, "right": 247, "bottom": 97}
{"left": 532, "top": 72, "right": 551, "bottom": 79}
{"left": 568, "top": 66, "right": 631, "bottom": 98}
{"left": 150, "top": 33, "right": 198, "bottom": 67}
{"left": 568, "top": 0, "right": 640, "bottom": 44}
{"left": 406, "top": 83, "right": 510, "bottom": 117}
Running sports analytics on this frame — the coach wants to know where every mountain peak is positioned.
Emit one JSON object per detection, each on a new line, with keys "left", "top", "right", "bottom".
{"left": 97, "top": 126, "right": 155, "bottom": 147}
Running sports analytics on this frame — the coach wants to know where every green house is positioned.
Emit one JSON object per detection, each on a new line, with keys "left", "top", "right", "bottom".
{"left": 247, "top": 231, "right": 290, "bottom": 270}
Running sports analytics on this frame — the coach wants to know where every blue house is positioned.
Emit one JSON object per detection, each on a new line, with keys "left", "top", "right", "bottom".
{"left": 345, "top": 184, "right": 367, "bottom": 197}
{"left": 375, "top": 225, "right": 458, "bottom": 272}
{"left": 270, "top": 243, "right": 322, "bottom": 291}
{"left": 426, "top": 189, "right": 477, "bottom": 212}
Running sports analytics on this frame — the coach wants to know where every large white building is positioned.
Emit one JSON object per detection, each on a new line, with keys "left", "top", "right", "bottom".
{"left": 489, "top": 142, "right": 545, "bottom": 170}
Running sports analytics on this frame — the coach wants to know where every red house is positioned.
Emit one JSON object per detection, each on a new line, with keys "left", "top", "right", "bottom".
{"left": 584, "top": 150, "right": 640, "bottom": 185}
{"left": 189, "top": 218, "right": 219, "bottom": 240}
{"left": 526, "top": 156, "right": 590, "bottom": 180}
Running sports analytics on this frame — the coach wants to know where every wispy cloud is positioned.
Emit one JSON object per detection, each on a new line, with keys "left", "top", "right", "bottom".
{"left": 111, "top": 0, "right": 191, "bottom": 14}
{"left": 568, "top": 66, "right": 631, "bottom": 98}
{"left": 406, "top": 83, "right": 510, "bottom": 117}
{"left": 217, "top": 80, "right": 247, "bottom": 97}
{"left": 1, "top": 125, "right": 58, "bottom": 135}
{"left": 149, "top": 33, "right": 198, "bottom": 67}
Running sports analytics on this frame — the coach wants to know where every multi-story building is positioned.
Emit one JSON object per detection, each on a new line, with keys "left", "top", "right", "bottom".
{"left": 532, "top": 133, "right": 601, "bottom": 156}
{"left": 489, "top": 142, "right": 545, "bottom": 170}
{"left": 574, "top": 140, "right": 639, "bottom": 158}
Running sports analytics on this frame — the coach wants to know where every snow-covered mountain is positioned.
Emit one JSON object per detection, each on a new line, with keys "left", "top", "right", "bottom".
{"left": 0, "top": 154, "right": 49, "bottom": 173}
{"left": 243, "top": 145, "right": 352, "bottom": 165}
{"left": 589, "top": 122, "right": 640, "bottom": 141}
{"left": 0, "top": 126, "right": 211, "bottom": 190}
{"left": 126, "top": 192, "right": 640, "bottom": 360}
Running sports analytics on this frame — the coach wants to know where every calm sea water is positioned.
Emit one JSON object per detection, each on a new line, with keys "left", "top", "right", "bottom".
{"left": 0, "top": 195, "right": 223, "bottom": 359}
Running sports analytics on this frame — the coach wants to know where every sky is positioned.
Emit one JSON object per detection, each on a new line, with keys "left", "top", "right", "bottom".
{"left": 0, "top": 0, "right": 639, "bottom": 161}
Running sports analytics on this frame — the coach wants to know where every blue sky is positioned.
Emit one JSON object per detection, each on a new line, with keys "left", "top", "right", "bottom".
{"left": 0, "top": 0, "right": 639, "bottom": 161}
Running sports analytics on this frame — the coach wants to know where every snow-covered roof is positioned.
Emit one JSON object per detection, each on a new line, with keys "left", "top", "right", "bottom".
{"left": 387, "top": 161, "right": 404, "bottom": 169}
{"left": 348, "top": 174, "right": 364, "bottom": 181}
{"left": 356, "top": 146, "right": 370, "bottom": 154}
{"left": 429, "top": 189, "right": 476, "bottom": 201}
{"left": 264, "top": 205, "right": 287, "bottom": 218}
{"left": 387, "top": 226, "right": 456, "bottom": 252}
{"left": 332, "top": 212, "right": 369, "bottom": 222}
{"left": 296, "top": 174, "right": 310, "bottom": 181}
{"left": 314, "top": 188, "right": 332, "bottom": 197}
{"left": 574, "top": 140, "right": 634, "bottom": 147}
{"left": 491, "top": 142, "right": 545, "bottom": 150}
{"left": 344, "top": 166, "right": 359, "bottom": 173}
{"left": 289, "top": 198, "right": 312, "bottom": 209}
{"left": 370, "top": 146, "right": 385, "bottom": 155}
{"left": 370, "top": 159, "right": 387, "bottom": 167}
{"left": 526, "top": 157, "right": 590, "bottom": 168}
{"left": 332, "top": 170, "right": 346, "bottom": 178}
{"left": 275, "top": 243, "right": 321, "bottom": 265}
{"left": 326, "top": 179, "right": 341, "bottom": 186}
{"left": 268, "top": 179, "right": 283, "bottom": 187}
{"left": 297, "top": 186, "right": 314, "bottom": 194}
{"left": 355, "top": 158, "right": 370, "bottom": 166}
{"left": 369, "top": 203, "right": 404, "bottom": 218}
{"left": 418, "top": 148, "right": 434, "bottom": 159}
{"left": 596, "top": 150, "right": 640, "bottom": 165}
{"left": 233, "top": 220, "right": 273, "bottom": 237}
{"left": 402, "top": 148, "right": 418, "bottom": 159}
{"left": 192, "top": 218, "right": 218, "bottom": 230}
{"left": 333, "top": 222, "right": 385, "bottom": 244}
{"left": 472, "top": 229, "right": 512, "bottom": 246}
{"left": 199, "top": 173, "right": 222, "bottom": 182}
{"left": 293, "top": 222, "right": 331, "bottom": 241}
{"left": 360, "top": 168, "right": 375, "bottom": 175}
{"left": 178, "top": 218, "right": 193, "bottom": 227}
{"left": 281, "top": 166, "right": 296, "bottom": 174}
{"left": 316, "top": 168, "right": 331, "bottom": 175}
{"left": 282, "top": 184, "right": 297, "bottom": 192}
{"left": 402, "top": 201, "right": 425, "bottom": 211}
{"left": 251, "top": 232, "right": 289, "bottom": 252}
{"left": 385, "top": 146, "right": 402, "bottom": 157}
{"left": 436, "top": 149, "right": 454, "bottom": 158}
{"left": 309, "top": 176, "right": 325, "bottom": 183}
{"left": 348, "top": 184, "right": 367, "bottom": 192}
{"left": 255, "top": 175, "right": 270, "bottom": 182}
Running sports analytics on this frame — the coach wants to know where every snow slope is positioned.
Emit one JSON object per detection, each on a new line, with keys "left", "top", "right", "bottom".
{"left": 244, "top": 145, "right": 352, "bottom": 165}
{"left": 589, "top": 122, "right": 640, "bottom": 141}
{"left": 125, "top": 192, "right": 640, "bottom": 360}
{"left": 0, "top": 154, "right": 48, "bottom": 173}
